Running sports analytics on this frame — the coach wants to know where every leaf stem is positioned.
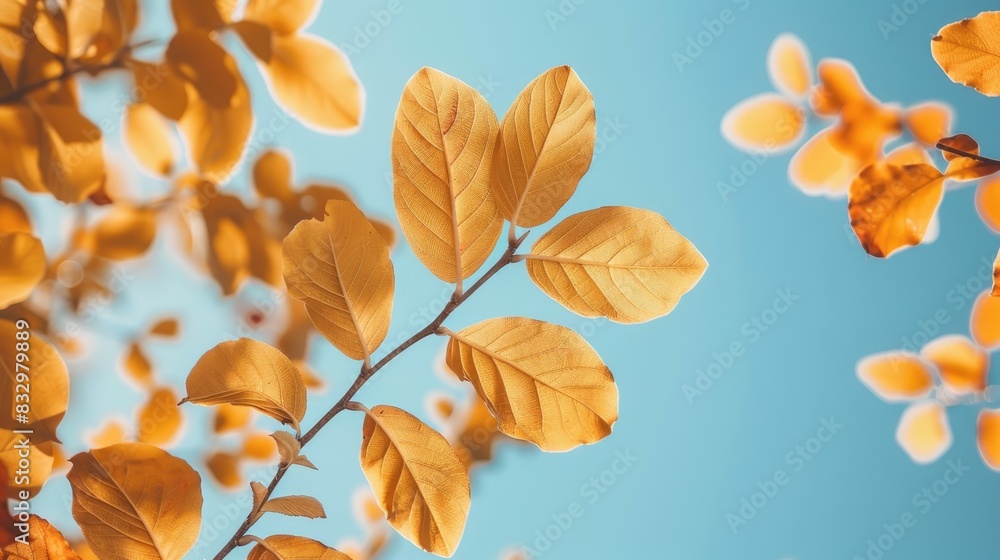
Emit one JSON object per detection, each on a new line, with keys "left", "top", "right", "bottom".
{"left": 935, "top": 142, "right": 1000, "bottom": 166}
{"left": 211, "top": 232, "right": 528, "bottom": 560}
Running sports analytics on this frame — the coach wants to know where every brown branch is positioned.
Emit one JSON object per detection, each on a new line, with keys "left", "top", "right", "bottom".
{"left": 211, "top": 232, "right": 529, "bottom": 560}
{"left": 935, "top": 142, "right": 1000, "bottom": 166}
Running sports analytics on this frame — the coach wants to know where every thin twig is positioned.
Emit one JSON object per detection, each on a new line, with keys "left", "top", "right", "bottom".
{"left": 935, "top": 142, "right": 1000, "bottom": 166}
{"left": 211, "top": 232, "right": 529, "bottom": 560}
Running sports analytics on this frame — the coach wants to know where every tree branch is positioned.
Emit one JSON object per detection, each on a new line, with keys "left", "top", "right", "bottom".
{"left": 211, "top": 232, "right": 529, "bottom": 560}
{"left": 936, "top": 142, "right": 1000, "bottom": 166}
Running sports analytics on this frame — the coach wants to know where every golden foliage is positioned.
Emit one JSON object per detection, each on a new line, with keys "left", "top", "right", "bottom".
{"left": 0, "top": 233, "right": 45, "bottom": 309}
{"left": 978, "top": 409, "right": 1000, "bottom": 471}
{"left": 445, "top": 317, "right": 618, "bottom": 452}
{"left": 357, "top": 404, "right": 470, "bottom": 557}
{"left": 246, "top": 535, "right": 349, "bottom": 560}
{"left": 68, "top": 443, "right": 202, "bottom": 560}
{"left": 920, "top": 335, "right": 989, "bottom": 394}
{"left": 932, "top": 11, "right": 1000, "bottom": 96}
{"left": 896, "top": 401, "right": 952, "bottom": 464}
{"left": 0, "top": 320, "right": 68, "bottom": 443}
{"left": 0, "top": 515, "right": 80, "bottom": 560}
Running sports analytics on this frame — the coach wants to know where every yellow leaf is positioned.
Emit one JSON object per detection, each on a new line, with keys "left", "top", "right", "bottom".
{"left": 445, "top": 317, "right": 618, "bottom": 451}
{"left": 124, "top": 103, "right": 175, "bottom": 176}
{"left": 896, "top": 401, "right": 951, "bottom": 464}
{"left": 259, "top": 495, "right": 326, "bottom": 519}
{"left": 206, "top": 451, "right": 242, "bottom": 489}
{"left": 122, "top": 342, "right": 152, "bottom": 385}
{"left": 232, "top": 20, "right": 273, "bottom": 62}
{"left": 977, "top": 177, "right": 1000, "bottom": 233}
{"left": 170, "top": 0, "right": 225, "bottom": 31}
{"left": 721, "top": 93, "right": 805, "bottom": 152}
{"left": 0, "top": 514, "right": 81, "bottom": 559}
{"left": 86, "top": 420, "right": 127, "bottom": 448}
{"left": 0, "top": 320, "right": 68, "bottom": 443}
{"left": 0, "top": 192, "right": 32, "bottom": 234}
{"left": 810, "top": 58, "right": 868, "bottom": 116}
{"left": 136, "top": 386, "right": 183, "bottom": 446}
{"left": 921, "top": 335, "right": 989, "bottom": 394}
{"left": 33, "top": 103, "right": 105, "bottom": 203}
{"left": 282, "top": 200, "right": 394, "bottom": 364}
{"left": 247, "top": 535, "right": 350, "bottom": 560}
{"left": 244, "top": 0, "right": 318, "bottom": 35}
{"left": 33, "top": 0, "right": 105, "bottom": 60}
{"left": 201, "top": 193, "right": 278, "bottom": 293}
{"left": 884, "top": 143, "right": 932, "bottom": 166}
{"left": 253, "top": 150, "right": 293, "bottom": 200}
{"left": 904, "top": 102, "right": 952, "bottom": 146}
{"left": 270, "top": 430, "right": 300, "bottom": 466}
{"left": 392, "top": 67, "right": 502, "bottom": 284}
{"left": 0, "top": 233, "right": 45, "bottom": 309}
{"left": 264, "top": 34, "right": 362, "bottom": 132}
{"left": 92, "top": 206, "right": 157, "bottom": 260}
{"left": 848, "top": 162, "right": 944, "bottom": 258}
{"left": 932, "top": 12, "right": 1000, "bottom": 96}
{"left": 149, "top": 318, "right": 180, "bottom": 337}
{"left": 978, "top": 409, "right": 1000, "bottom": 471}
{"left": 166, "top": 31, "right": 237, "bottom": 108}
{"left": 357, "top": 404, "right": 470, "bottom": 557}
{"left": 856, "top": 351, "right": 934, "bottom": 402}
{"left": 767, "top": 33, "right": 812, "bottom": 97}
{"left": 493, "top": 66, "right": 596, "bottom": 228}
{"left": 214, "top": 403, "right": 252, "bottom": 434}
{"left": 177, "top": 71, "right": 252, "bottom": 178}
{"left": 524, "top": 206, "right": 706, "bottom": 323}
{"left": 0, "top": 432, "right": 54, "bottom": 499}
{"left": 129, "top": 61, "right": 189, "bottom": 121}
{"left": 971, "top": 290, "right": 1000, "bottom": 351}
{"left": 182, "top": 338, "right": 307, "bottom": 432}
{"left": 68, "top": 443, "right": 203, "bottom": 560}
{"left": 0, "top": 105, "right": 45, "bottom": 194}
{"left": 241, "top": 432, "right": 276, "bottom": 460}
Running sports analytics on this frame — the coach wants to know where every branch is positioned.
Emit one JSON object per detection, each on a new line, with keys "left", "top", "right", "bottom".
{"left": 935, "top": 142, "right": 1000, "bottom": 166}
{"left": 211, "top": 232, "right": 529, "bottom": 560}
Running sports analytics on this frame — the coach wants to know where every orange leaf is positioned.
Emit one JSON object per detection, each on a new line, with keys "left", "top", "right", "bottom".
{"left": 136, "top": 387, "right": 183, "bottom": 446}
{"left": 904, "top": 102, "right": 952, "bottom": 146}
{"left": 920, "top": 335, "right": 989, "bottom": 394}
{"left": 856, "top": 351, "right": 934, "bottom": 402}
{"left": 896, "top": 401, "right": 951, "bottom": 464}
{"left": 788, "top": 127, "right": 863, "bottom": 197}
{"left": 976, "top": 177, "right": 1000, "bottom": 233}
{"left": 932, "top": 12, "right": 1000, "bottom": 96}
{"left": 767, "top": 33, "right": 812, "bottom": 98}
{"left": 971, "top": 290, "right": 1000, "bottom": 350}
{"left": 977, "top": 409, "right": 1000, "bottom": 470}
{"left": 721, "top": 93, "right": 805, "bottom": 153}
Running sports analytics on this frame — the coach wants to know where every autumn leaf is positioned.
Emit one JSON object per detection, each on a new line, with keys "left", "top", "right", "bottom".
{"left": 721, "top": 93, "right": 805, "bottom": 152}
{"left": 33, "top": 103, "right": 106, "bottom": 203}
{"left": 767, "top": 33, "right": 812, "bottom": 98}
{"left": 904, "top": 103, "right": 951, "bottom": 147}
{"left": 848, "top": 162, "right": 945, "bottom": 258}
{"left": 978, "top": 409, "right": 1000, "bottom": 470}
{"left": 92, "top": 206, "right": 157, "bottom": 260}
{"left": 932, "top": 12, "right": 1000, "bottom": 96}
{"left": 122, "top": 342, "right": 152, "bottom": 385}
{"left": 246, "top": 535, "right": 350, "bottom": 560}
{"left": 523, "top": 206, "right": 706, "bottom": 323}
{"left": 232, "top": 20, "right": 273, "bottom": 62}
{"left": 971, "top": 290, "right": 1000, "bottom": 351}
{"left": 241, "top": 432, "right": 276, "bottom": 460}
{"left": 244, "top": 0, "right": 318, "bottom": 35}
{"left": 921, "top": 335, "right": 989, "bottom": 394}
{"left": 896, "top": 401, "right": 952, "bottom": 464}
{"left": 493, "top": 66, "right": 596, "bottom": 230}
{"left": 123, "top": 103, "right": 176, "bottom": 176}
{"left": 259, "top": 495, "right": 326, "bottom": 519}
{"left": 392, "top": 67, "right": 502, "bottom": 284}
{"left": 0, "top": 193, "right": 32, "bottom": 235}
{"left": 977, "top": 177, "right": 1000, "bottom": 233}
{"left": 182, "top": 338, "right": 307, "bottom": 433}
{"left": 207, "top": 451, "right": 242, "bottom": 489}
{"left": 0, "top": 432, "right": 55, "bottom": 499}
{"left": 136, "top": 386, "right": 183, "bottom": 446}
{"left": 177, "top": 66, "right": 252, "bottom": 177}
{"left": 283, "top": 200, "right": 394, "bottom": 365}
{"left": 357, "top": 404, "right": 470, "bottom": 557}
{"left": 129, "top": 61, "right": 188, "bottom": 121}
{"left": 170, "top": 0, "right": 225, "bottom": 32}
{"left": 214, "top": 403, "right": 252, "bottom": 434}
{"left": 149, "top": 318, "right": 180, "bottom": 337}
{"left": 68, "top": 443, "right": 202, "bottom": 560}
{"left": 936, "top": 133, "right": 1000, "bottom": 180}
{"left": 0, "top": 105, "right": 46, "bottom": 194}
{"left": 0, "top": 233, "right": 45, "bottom": 309}
{"left": 788, "top": 126, "right": 864, "bottom": 197}
{"left": 0, "top": 320, "right": 68, "bottom": 443}
{"left": 856, "top": 351, "right": 934, "bottom": 402}
{"left": 445, "top": 317, "right": 618, "bottom": 452}
{"left": 253, "top": 150, "right": 294, "bottom": 201}
{"left": 0, "top": 515, "right": 81, "bottom": 560}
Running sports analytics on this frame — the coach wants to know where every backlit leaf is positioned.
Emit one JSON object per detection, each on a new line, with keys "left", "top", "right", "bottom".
{"left": 170, "top": 0, "right": 224, "bottom": 31}
{"left": 524, "top": 206, "right": 706, "bottom": 323}
{"left": 271, "top": 430, "right": 300, "bottom": 466}
{"left": 721, "top": 93, "right": 805, "bottom": 153}
{"left": 247, "top": 535, "right": 350, "bottom": 560}
{"left": 34, "top": 103, "right": 105, "bottom": 203}
{"left": 810, "top": 58, "right": 868, "bottom": 116}
{"left": 932, "top": 12, "right": 1000, "bottom": 96}
{"left": 253, "top": 150, "right": 293, "bottom": 200}
{"left": 283, "top": 200, "right": 394, "bottom": 364}
{"left": 177, "top": 69, "right": 252, "bottom": 178}
{"left": 182, "top": 338, "right": 307, "bottom": 432}
{"left": 214, "top": 403, "right": 252, "bottom": 434}
{"left": 149, "top": 318, "right": 180, "bottom": 337}
{"left": 767, "top": 33, "right": 812, "bottom": 98}
{"left": 207, "top": 451, "right": 242, "bottom": 489}
{"left": 68, "top": 443, "right": 202, "bottom": 560}
{"left": 0, "top": 193, "right": 31, "bottom": 234}
{"left": 848, "top": 162, "right": 944, "bottom": 258}
{"left": 392, "top": 67, "right": 502, "bottom": 283}
{"left": 264, "top": 34, "right": 362, "bottom": 132}
{"left": 904, "top": 102, "right": 952, "bottom": 146}
{"left": 129, "top": 61, "right": 188, "bottom": 121}
{"left": 971, "top": 290, "right": 1000, "bottom": 351}
{"left": 0, "top": 320, "right": 68, "bottom": 443}
{"left": 124, "top": 103, "right": 175, "bottom": 176}
{"left": 977, "top": 409, "right": 1000, "bottom": 471}
{"left": 855, "top": 351, "right": 934, "bottom": 402}
{"left": 788, "top": 127, "right": 863, "bottom": 197}
{"left": 938, "top": 133, "right": 1000, "bottom": 180}
{"left": 493, "top": 66, "right": 596, "bottom": 228}
{"left": 921, "top": 335, "right": 989, "bottom": 394}
{"left": 122, "top": 342, "right": 152, "bottom": 386}
{"left": 0, "top": 433, "right": 54, "bottom": 499}
{"left": 358, "top": 405, "right": 470, "bottom": 557}
{"left": 242, "top": 432, "right": 276, "bottom": 460}
{"left": 244, "top": 0, "right": 318, "bottom": 35}
{"left": 136, "top": 387, "right": 183, "bottom": 446}
{"left": 232, "top": 20, "right": 273, "bottom": 62}
{"left": 0, "top": 514, "right": 80, "bottom": 559}
{"left": 260, "top": 495, "right": 326, "bottom": 519}
{"left": 896, "top": 401, "right": 951, "bottom": 464}
{"left": 0, "top": 233, "right": 45, "bottom": 309}
{"left": 92, "top": 206, "right": 157, "bottom": 260}
{"left": 0, "top": 105, "right": 45, "bottom": 194}
{"left": 166, "top": 31, "right": 237, "bottom": 108}
{"left": 445, "top": 317, "right": 618, "bottom": 452}
{"left": 976, "top": 177, "right": 1000, "bottom": 233}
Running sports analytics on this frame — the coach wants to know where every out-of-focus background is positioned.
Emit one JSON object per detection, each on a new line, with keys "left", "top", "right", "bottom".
{"left": 15, "top": 0, "right": 1000, "bottom": 558}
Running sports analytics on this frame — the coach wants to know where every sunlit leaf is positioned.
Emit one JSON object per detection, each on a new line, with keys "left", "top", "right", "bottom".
{"left": 170, "top": 0, "right": 225, "bottom": 31}
{"left": 0, "top": 432, "right": 54, "bottom": 499}
{"left": 848, "top": 162, "right": 944, "bottom": 258}
{"left": 177, "top": 69, "right": 252, "bottom": 178}
{"left": 810, "top": 58, "right": 868, "bottom": 116}
{"left": 721, "top": 93, "right": 805, "bottom": 153}
{"left": 0, "top": 193, "right": 31, "bottom": 235}
{"left": 358, "top": 405, "right": 470, "bottom": 557}
{"left": 921, "top": 335, "right": 989, "bottom": 394}
{"left": 182, "top": 338, "right": 307, "bottom": 432}
{"left": 214, "top": 403, "right": 252, "bottom": 434}
{"left": 246, "top": 535, "right": 349, "bottom": 560}
{"left": 207, "top": 451, "right": 242, "bottom": 489}
{"left": 493, "top": 66, "right": 596, "bottom": 228}
{"left": 166, "top": 31, "right": 237, "bottom": 108}
{"left": 0, "top": 233, "right": 45, "bottom": 309}
{"left": 92, "top": 206, "right": 157, "bottom": 260}
{"left": 767, "top": 33, "right": 811, "bottom": 98}
{"left": 124, "top": 103, "right": 175, "bottom": 176}
{"left": 904, "top": 102, "right": 952, "bottom": 146}
{"left": 232, "top": 20, "right": 273, "bottom": 62}
{"left": 788, "top": 127, "right": 863, "bottom": 197}
{"left": 0, "top": 105, "right": 45, "bottom": 194}
{"left": 896, "top": 401, "right": 952, "bottom": 464}
{"left": 283, "top": 200, "right": 394, "bottom": 364}
{"left": 259, "top": 495, "right": 326, "bottom": 519}
{"left": 242, "top": 432, "right": 276, "bottom": 460}
{"left": 445, "top": 317, "right": 618, "bottom": 451}
{"left": 129, "top": 61, "right": 189, "bottom": 121}
{"left": 264, "top": 34, "right": 362, "bottom": 132}
{"left": 253, "top": 150, "right": 293, "bottom": 200}
{"left": 149, "top": 318, "right": 180, "bottom": 337}
{"left": 976, "top": 177, "right": 1000, "bottom": 233}
{"left": 122, "top": 342, "right": 152, "bottom": 386}
{"left": 33, "top": 103, "right": 105, "bottom": 203}
{"left": 855, "top": 351, "right": 934, "bottom": 402}
{"left": 524, "top": 206, "right": 706, "bottom": 323}
{"left": 971, "top": 290, "right": 1000, "bottom": 351}
{"left": 0, "top": 514, "right": 80, "bottom": 559}
{"left": 245, "top": 0, "right": 317, "bottom": 35}
{"left": 87, "top": 420, "right": 127, "bottom": 449}
{"left": 932, "top": 12, "right": 1000, "bottom": 96}
{"left": 938, "top": 133, "right": 1000, "bottom": 180}
{"left": 392, "top": 67, "right": 502, "bottom": 283}
{"left": 136, "top": 387, "right": 183, "bottom": 446}
{"left": 68, "top": 443, "right": 202, "bottom": 560}
{"left": 977, "top": 409, "right": 1000, "bottom": 471}
{"left": 0, "top": 320, "right": 67, "bottom": 443}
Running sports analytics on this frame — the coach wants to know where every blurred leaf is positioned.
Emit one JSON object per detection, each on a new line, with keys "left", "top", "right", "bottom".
{"left": 921, "top": 335, "right": 989, "bottom": 394}
{"left": 129, "top": 61, "right": 189, "bottom": 121}
{"left": 232, "top": 20, "right": 273, "bottom": 62}
{"left": 166, "top": 31, "right": 237, "bottom": 108}
{"left": 207, "top": 451, "right": 242, "bottom": 489}
{"left": 525, "top": 206, "right": 707, "bottom": 323}
{"left": 971, "top": 290, "right": 1000, "bottom": 351}
{"left": 721, "top": 93, "right": 805, "bottom": 152}
{"left": 244, "top": 0, "right": 318, "bottom": 35}
{"left": 856, "top": 351, "right": 934, "bottom": 402}
{"left": 904, "top": 103, "right": 951, "bottom": 146}
{"left": 0, "top": 433, "right": 54, "bottom": 499}
{"left": 241, "top": 432, "right": 276, "bottom": 460}
{"left": 896, "top": 401, "right": 951, "bottom": 464}
{"left": 182, "top": 338, "right": 307, "bottom": 432}
{"left": 149, "top": 318, "right": 180, "bottom": 337}
{"left": 932, "top": 12, "right": 1000, "bottom": 96}
{"left": 0, "top": 320, "right": 68, "bottom": 443}
{"left": 767, "top": 33, "right": 812, "bottom": 98}
{"left": 0, "top": 192, "right": 31, "bottom": 234}
{"left": 445, "top": 317, "right": 618, "bottom": 452}
{"left": 0, "top": 233, "right": 45, "bottom": 309}
{"left": 978, "top": 409, "right": 1000, "bottom": 470}
{"left": 177, "top": 68, "right": 251, "bottom": 177}
{"left": 246, "top": 535, "right": 349, "bottom": 560}
{"left": 938, "top": 133, "right": 1000, "bottom": 180}
{"left": 392, "top": 67, "right": 501, "bottom": 283}
{"left": 68, "top": 443, "right": 203, "bottom": 560}
{"left": 0, "top": 514, "right": 80, "bottom": 559}
{"left": 170, "top": 0, "right": 225, "bottom": 31}
{"left": 282, "top": 200, "right": 394, "bottom": 363}
{"left": 358, "top": 405, "right": 469, "bottom": 557}
{"left": 788, "top": 126, "right": 863, "bottom": 196}
{"left": 253, "top": 150, "right": 293, "bottom": 200}
{"left": 122, "top": 342, "right": 152, "bottom": 386}
{"left": 92, "top": 206, "right": 157, "bottom": 260}
{"left": 214, "top": 403, "right": 252, "bottom": 434}
{"left": 977, "top": 178, "right": 1000, "bottom": 233}
{"left": 493, "top": 66, "right": 595, "bottom": 228}
{"left": 33, "top": 103, "right": 105, "bottom": 203}
{"left": 136, "top": 387, "right": 183, "bottom": 446}
{"left": 124, "top": 103, "right": 175, "bottom": 176}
